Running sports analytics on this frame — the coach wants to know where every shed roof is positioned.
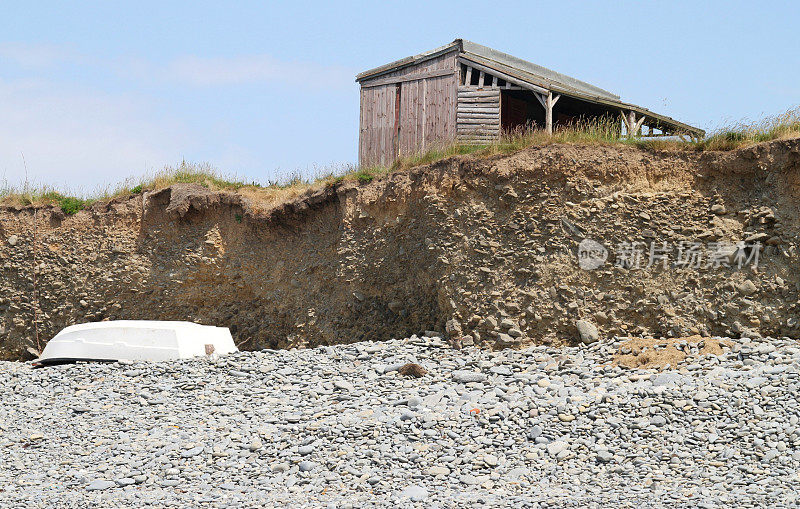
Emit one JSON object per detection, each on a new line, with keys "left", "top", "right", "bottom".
{"left": 357, "top": 39, "right": 704, "bottom": 138}
{"left": 459, "top": 40, "right": 620, "bottom": 101}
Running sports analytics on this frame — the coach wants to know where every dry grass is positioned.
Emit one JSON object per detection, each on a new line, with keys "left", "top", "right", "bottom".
{"left": 3, "top": 107, "right": 798, "bottom": 211}
{"left": 130, "top": 162, "right": 330, "bottom": 215}
{"left": 693, "top": 106, "right": 800, "bottom": 150}
{"left": 0, "top": 161, "right": 342, "bottom": 214}
{"left": 387, "top": 116, "right": 625, "bottom": 173}
{"left": 389, "top": 106, "right": 800, "bottom": 167}
{"left": 0, "top": 183, "right": 96, "bottom": 214}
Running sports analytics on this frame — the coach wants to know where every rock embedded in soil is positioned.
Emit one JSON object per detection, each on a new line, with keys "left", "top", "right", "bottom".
{"left": 711, "top": 203, "right": 727, "bottom": 215}
{"left": 738, "top": 279, "right": 758, "bottom": 295}
{"left": 575, "top": 320, "right": 599, "bottom": 344}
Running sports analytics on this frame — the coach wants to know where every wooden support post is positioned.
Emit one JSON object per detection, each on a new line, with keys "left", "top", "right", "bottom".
{"left": 626, "top": 110, "right": 636, "bottom": 137}
{"left": 634, "top": 115, "right": 646, "bottom": 136}
{"left": 623, "top": 112, "right": 630, "bottom": 136}
{"left": 621, "top": 110, "right": 646, "bottom": 138}
{"left": 545, "top": 93, "right": 553, "bottom": 134}
{"left": 478, "top": 71, "right": 484, "bottom": 87}
{"left": 464, "top": 66, "right": 472, "bottom": 86}
{"left": 545, "top": 92, "right": 559, "bottom": 134}
{"left": 535, "top": 91, "right": 560, "bottom": 134}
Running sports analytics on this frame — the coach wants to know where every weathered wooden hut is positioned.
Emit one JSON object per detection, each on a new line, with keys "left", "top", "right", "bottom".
{"left": 356, "top": 39, "right": 704, "bottom": 167}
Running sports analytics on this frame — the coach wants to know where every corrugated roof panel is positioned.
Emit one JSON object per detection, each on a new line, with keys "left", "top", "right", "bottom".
{"left": 459, "top": 39, "right": 620, "bottom": 101}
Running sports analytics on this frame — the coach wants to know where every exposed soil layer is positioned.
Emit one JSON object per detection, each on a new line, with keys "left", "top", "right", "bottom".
{"left": 2, "top": 139, "right": 800, "bottom": 359}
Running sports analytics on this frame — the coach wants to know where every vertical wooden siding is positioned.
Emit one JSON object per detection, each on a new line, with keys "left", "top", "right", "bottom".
{"left": 359, "top": 84, "right": 397, "bottom": 167}
{"left": 359, "top": 50, "right": 458, "bottom": 167}
{"left": 398, "top": 74, "right": 457, "bottom": 157}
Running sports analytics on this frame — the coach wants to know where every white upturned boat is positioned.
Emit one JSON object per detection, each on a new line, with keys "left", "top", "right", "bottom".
{"left": 33, "top": 320, "right": 237, "bottom": 366}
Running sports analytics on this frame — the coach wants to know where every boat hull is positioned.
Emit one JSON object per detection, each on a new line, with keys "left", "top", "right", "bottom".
{"left": 33, "top": 320, "right": 237, "bottom": 365}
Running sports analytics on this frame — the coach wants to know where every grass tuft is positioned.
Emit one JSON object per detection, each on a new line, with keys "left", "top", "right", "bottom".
{"left": 51, "top": 194, "right": 93, "bottom": 215}
{"left": 0, "top": 184, "right": 94, "bottom": 215}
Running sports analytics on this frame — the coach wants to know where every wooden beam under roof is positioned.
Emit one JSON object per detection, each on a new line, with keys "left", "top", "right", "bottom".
{"left": 458, "top": 57, "right": 548, "bottom": 95}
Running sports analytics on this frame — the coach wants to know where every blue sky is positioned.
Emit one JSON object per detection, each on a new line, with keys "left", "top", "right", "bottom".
{"left": 1, "top": 1, "right": 798, "bottom": 193}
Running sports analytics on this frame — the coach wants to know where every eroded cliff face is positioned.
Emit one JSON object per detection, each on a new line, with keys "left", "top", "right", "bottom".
{"left": 2, "top": 139, "right": 800, "bottom": 359}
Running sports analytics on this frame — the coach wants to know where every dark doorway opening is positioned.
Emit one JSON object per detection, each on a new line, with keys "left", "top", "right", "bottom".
{"left": 500, "top": 90, "right": 624, "bottom": 134}
{"left": 500, "top": 90, "right": 544, "bottom": 133}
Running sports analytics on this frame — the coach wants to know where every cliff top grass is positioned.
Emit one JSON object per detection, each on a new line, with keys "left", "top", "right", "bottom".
{"left": 2, "top": 107, "right": 798, "bottom": 215}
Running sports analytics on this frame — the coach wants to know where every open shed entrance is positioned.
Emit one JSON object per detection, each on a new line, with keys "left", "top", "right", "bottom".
{"left": 501, "top": 90, "right": 542, "bottom": 132}
{"left": 501, "top": 89, "right": 625, "bottom": 135}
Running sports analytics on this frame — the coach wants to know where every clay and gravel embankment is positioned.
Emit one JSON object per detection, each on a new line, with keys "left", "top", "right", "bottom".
{"left": 2, "top": 139, "right": 800, "bottom": 358}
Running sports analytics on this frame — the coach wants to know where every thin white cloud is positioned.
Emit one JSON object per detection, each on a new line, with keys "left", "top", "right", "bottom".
{"left": 0, "top": 78, "right": 193, "bottom": 193}
{"left": 0, "top": 43, "right": 74, "bottom": 69}
{"left": 165, "top": 54, "right": 356, "bottom": 89}
{"left": 1, "top": 42, "right": 357, "bottom": 90}
{"left": 0, "top": 44, "right": 357, "bottom": 192}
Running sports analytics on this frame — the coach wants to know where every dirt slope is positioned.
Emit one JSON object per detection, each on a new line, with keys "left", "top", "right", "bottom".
{"left": 2, "top": 139, "right": 800, "bottom": 359}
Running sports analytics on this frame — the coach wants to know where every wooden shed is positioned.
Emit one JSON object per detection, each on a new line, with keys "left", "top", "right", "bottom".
{"left": 356, "top": 39, "right": 704, "bottom": 167}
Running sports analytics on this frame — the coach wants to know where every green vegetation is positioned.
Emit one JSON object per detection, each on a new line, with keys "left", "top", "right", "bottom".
{"left": 2, "top": 108, "right": 798, "bottom": 211}
{"left": 51, "top": 194, "right": 93, "bottom": 215}
{"left": 140, "top": 161, "right": 258, "bottom": 191}
{"left": 0, "top": 185, "right": 95, "bottom": 215}
{"left": 352, "top": 168, "right": 381, "bottom": 184}
{"left": 691, "top": 107, "right": 800, "bottom": 151}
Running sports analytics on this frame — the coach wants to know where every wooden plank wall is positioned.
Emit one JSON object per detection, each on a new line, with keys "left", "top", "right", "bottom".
{"left": 358, "top": 84, "right": 397, "bottom": 168}
{"left": 456, "top": 86, "right": 501, "bottom": 143}
{"left": 359, "top": 50, "right": 458, "bottom": 167}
